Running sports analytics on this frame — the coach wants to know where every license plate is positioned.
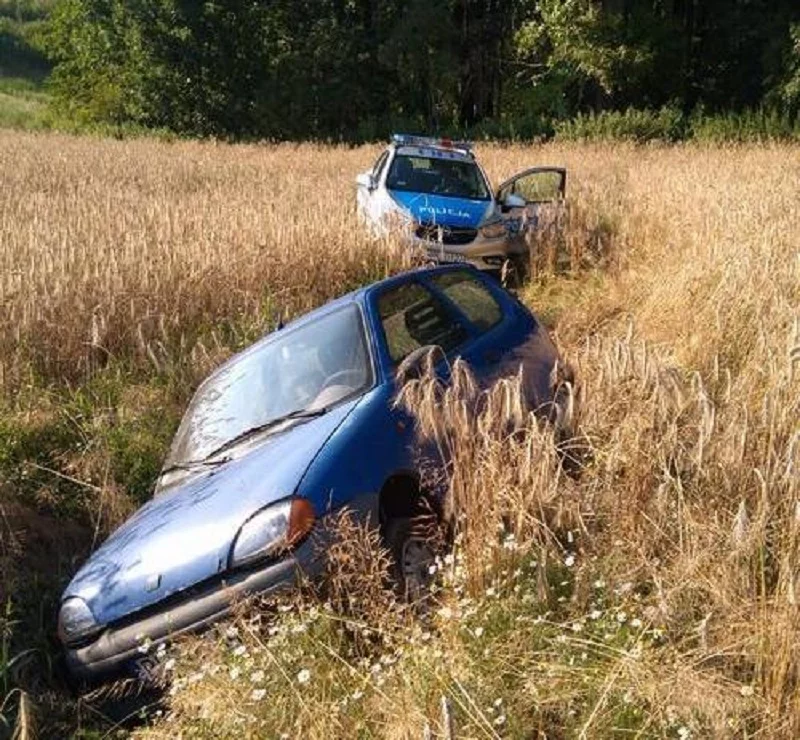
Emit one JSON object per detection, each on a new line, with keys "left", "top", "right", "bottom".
{"left": 427, "top": 249, "right": 467, "bottom": 264}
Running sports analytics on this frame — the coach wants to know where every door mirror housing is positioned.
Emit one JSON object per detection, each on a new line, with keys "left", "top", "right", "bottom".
{"left": 356, "top": 172, "right": 376, "bottom": 190}
{"left": 502, "top": 193, "right": 526, "bottom": 210}
{"left": 396, "top": 345, "right": 448, "bottom": 386}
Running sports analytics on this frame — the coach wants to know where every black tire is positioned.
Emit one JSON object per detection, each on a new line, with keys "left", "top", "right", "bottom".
{"left": 384, "top": 517, "right": 437, "bottom": 603}
{"left": 503, "top": 254, "right": 529, "bottom": 289}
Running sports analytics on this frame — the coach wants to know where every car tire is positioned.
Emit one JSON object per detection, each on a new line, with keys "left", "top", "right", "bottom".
{"left": 384, "top": 516, "right": 437, "bottom": 603}
{"left": 502, "top": 255, "right": 528, "bottom": 289}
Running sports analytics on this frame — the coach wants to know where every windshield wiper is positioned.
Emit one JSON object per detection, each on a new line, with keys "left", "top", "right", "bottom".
{"left": 160, "top": 457, "right": 231, "bottom": 477}
{"left": 203, "top": 407, "right": 329, "bottom": 461}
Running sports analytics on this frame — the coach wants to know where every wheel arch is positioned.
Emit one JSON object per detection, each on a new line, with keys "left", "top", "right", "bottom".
{"left": 378, "top": 470, "right": 426, "bottom": 527}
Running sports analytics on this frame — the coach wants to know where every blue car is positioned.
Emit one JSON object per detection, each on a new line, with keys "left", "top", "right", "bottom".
{"left": 356, "top": 134, "right": 567, "bottom": 274}
{"left": 58, "top": 265, "right": 564, "bottom": 682}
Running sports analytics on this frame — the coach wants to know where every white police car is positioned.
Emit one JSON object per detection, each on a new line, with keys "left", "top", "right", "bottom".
{"left": 356, "top": 134, "right": 566, "bottom": 275}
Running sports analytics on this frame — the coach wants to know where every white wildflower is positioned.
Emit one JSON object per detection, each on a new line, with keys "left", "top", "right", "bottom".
{"left": 593, "top": 579, "right": 606, "bottom": 589}
{"left": 731, "top": 499, "right": 749, "bottom": 547}
{"left": 232, "top": 645, "right": 247, "bottom": 657}
{"left": 229, "top": 667, "right": 241, "bottom": 680}
{"left": 474, "top": 626, "right": 484, "bottom": 638}
{"left": 617, "top": 611, "right": 628, "bottom": 623}
{"left": 590, "top": 609, "right": 602, "bottom": 620}
{"left": 740, "top": 684, "right": 754, "bottom": 697}
{"left": 250, "top": 670, "right": 265, "bottom": 683}
{"left": 564, "top": 554, "right": 575, "bottom": 567}
{"left": 494, "top": 715, "right": 506, "bottom": 726}
{"left": 630, "top": 618, "right": 643, "bottom": 628}
{"left": 251, "top": 688, "right": 266, "bottom": 701}
{"left": 297, "top": 668, "right": 311, "bottom": 684}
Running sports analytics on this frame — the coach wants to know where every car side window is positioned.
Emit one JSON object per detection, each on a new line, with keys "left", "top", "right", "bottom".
{"left": 377, "top": 282, "right": 469, "bottom": 364}
{"left": 428, "top": 270, "right": 503, "bottom": 333}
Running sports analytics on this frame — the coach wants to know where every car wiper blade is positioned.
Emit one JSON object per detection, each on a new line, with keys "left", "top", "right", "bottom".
{"left": 160, "top": 457, "right": 231, "bottom": 477}
{"left": 204, "top": 407, "right": 329, "bottom": 460}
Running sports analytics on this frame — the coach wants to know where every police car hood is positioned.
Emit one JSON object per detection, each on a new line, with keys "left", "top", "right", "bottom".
{"left": 388, "top": 191, "right": 493, "bottom": 229}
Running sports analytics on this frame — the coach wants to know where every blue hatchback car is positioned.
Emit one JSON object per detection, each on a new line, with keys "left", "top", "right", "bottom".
{"left": 58, "top": 265, "right": 564, "bottom": 681}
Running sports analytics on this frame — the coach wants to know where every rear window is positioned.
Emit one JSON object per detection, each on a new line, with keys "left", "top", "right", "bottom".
{"left": 429, "top": 271, "right": 503, "bottom": 333}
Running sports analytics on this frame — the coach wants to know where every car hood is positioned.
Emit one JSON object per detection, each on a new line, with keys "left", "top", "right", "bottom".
{"left": 388, "top": 191, "right": 492, "bottom": 229}
{"left": 63, "top": 400, "right": 359, "bottom": 626}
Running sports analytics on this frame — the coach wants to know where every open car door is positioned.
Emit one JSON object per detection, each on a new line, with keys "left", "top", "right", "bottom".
{"left": 496, "top": 167, "right": 567, "bottom": 236}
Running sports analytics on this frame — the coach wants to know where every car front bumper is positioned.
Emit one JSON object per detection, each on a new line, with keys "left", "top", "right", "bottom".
{"left": 407, "top": 232, "right": 527, "bottom": 271}
{"left": 64, "top": 541, "right": 316, "bottom": 682}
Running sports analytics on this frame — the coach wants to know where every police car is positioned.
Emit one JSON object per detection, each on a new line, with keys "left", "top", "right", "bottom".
{"left": 356, "top": 134, "right": 566, "bottom": 275}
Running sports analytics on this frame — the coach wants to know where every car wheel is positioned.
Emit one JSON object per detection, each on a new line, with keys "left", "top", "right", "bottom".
{"left": 502, "top": 255, "right": 528, "bottom": 289}
{"left": 384, "top": 517, "right": 436, "bottom": 602}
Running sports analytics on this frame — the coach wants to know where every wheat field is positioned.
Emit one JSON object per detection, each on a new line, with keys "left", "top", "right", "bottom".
{"left": 1, "top": 131, "right": 799, "bottom": 737}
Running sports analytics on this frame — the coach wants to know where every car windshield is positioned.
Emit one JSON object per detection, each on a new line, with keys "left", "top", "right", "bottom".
{"left": 166, "top": 305, "right": 372, "bottom": 466}
{"left": 386, "top": 154, "right": 490, "bottom": 200}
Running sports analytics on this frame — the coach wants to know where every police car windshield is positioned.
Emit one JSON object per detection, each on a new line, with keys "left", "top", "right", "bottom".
{"left": 386, "top": 154, "right": 490, "bottom": 200}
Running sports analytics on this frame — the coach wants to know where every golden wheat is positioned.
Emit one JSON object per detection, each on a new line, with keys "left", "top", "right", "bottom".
{"left": 2, "top": 131, "right": 799, "bottom": 736}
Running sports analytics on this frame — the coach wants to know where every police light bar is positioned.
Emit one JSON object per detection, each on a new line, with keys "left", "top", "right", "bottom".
{"left": 391, "top": 134, "right": 473, "bottom": 153}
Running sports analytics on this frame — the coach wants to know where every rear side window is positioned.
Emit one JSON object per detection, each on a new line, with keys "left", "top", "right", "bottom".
{"left": 429, "top": 271, "right": 503, "bottom": 333}
{"left": 377, "top": 282, "right": 468, "bottom": 364}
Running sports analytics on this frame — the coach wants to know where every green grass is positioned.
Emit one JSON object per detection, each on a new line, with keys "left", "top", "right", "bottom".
{"left": 0, "top": 86, "right": 48, "bottom": 128}
{"left": 0, "top": 8, "right": 52, "bottom": 130}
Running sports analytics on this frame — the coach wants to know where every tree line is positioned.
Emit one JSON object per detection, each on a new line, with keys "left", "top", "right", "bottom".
{"left": 41, "top": 0, "right": 800, "bottom": 140}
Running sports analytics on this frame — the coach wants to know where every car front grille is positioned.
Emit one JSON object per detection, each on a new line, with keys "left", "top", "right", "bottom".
{"left": 415, "top": 222, "right": 478, "bottom": 246}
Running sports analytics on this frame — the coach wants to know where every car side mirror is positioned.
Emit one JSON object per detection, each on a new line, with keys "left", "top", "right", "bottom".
{"left": 396, "top": 345, "right": 448, "bottom": 386}
{"left": 501, "top": 193, "right": 526, "bottom": 211}
{"left": 356, "top": 172, "right": 376, "bottom": 191}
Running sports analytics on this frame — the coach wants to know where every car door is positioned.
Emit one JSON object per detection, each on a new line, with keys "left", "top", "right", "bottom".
{"left": 495, "top": 167, "right": 567, "bottom": 236}
{"left": 365, "top": 276, "right": 475, "bottom": 469}
{"left": 422, "top": 268, "right": 535, "bottom": 383}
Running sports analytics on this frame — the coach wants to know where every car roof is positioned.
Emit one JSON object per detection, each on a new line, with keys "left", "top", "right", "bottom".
{"left": 204, "top": 265, "right": 482, "bottom": 381}
{"left": 393, "top": 144, "right": 475, "bottom": 163}
{"left": 285, "top": 264, "right": 480, "bottom": 327}
{"left": 387, "top": 134, "right": 475, "bottom": 162}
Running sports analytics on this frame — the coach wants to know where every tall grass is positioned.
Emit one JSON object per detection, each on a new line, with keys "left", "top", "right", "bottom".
{"left": 0, "top": 132, "right": 798, "bottom": 735}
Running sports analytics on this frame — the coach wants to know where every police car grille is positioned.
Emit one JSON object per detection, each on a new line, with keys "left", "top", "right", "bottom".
{"left": 415, "top": 223, "right": 478, "bottom": 245}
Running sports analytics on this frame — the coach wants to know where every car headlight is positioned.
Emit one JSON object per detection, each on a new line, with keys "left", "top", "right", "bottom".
{"left": 58, "top": 597, "right": 102, "bottom": 646}
{"left": 230, "top": 498, "right": 315, "bottom": 568}
{"left": 479, "top": 220, "right": 507, "bottom": 239}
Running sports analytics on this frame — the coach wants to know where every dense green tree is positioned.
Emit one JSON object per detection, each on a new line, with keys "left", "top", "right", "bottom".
{"left": 40, "top": 0, "right": 800, "bottom": 139}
